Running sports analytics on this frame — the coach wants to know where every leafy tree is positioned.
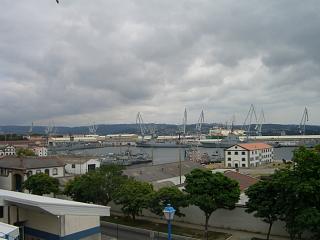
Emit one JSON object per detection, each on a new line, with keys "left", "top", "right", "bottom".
{"left": 184, "top": 169, "right": 240, "bottom": 238}
{"left": 149, "top": 186, "right": 188, "bottom": 217}
{"left": 114, "top": 178, "right": 154, "bottom": 220}
{"left": 17, "top": 148, "right": 36, "bottom": 157}
{"left": 23, "top": 173, "right": 59, "bottom": 195}
{"left": 245, "top": 179, "right": 282, "bottom": 240}
{"left": 64, "top": 164, "right": 126, "bottom": 205}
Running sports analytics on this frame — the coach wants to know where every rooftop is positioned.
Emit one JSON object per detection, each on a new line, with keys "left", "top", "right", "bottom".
{"left": 223, "top": 170, "right": 259, "bottom": 191}
{"left": 237, "top": 142, "right": 273, "bottom": 151}
{"left": 0, "top": 189, "right": 110, "bottom": 216}
{"left": 0, "top": 156, "right": 65, "bottom": 170}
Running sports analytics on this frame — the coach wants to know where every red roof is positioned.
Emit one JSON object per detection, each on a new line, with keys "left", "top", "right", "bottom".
{"left": 237, "top": 143, "right": 272, "bottom": 151}
{"left": 223, "top": 170, "right": 259, "bottom": 191}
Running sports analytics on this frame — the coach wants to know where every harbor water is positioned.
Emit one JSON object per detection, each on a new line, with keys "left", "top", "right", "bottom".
{"left": 66, "top": 146, "right": 297, "bottom": 165}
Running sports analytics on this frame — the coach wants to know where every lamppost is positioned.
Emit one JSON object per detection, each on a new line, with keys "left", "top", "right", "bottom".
{"left": 163, "top": 204, "right": 176, "bottom": 240}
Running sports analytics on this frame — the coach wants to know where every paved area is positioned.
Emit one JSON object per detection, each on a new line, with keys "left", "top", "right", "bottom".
{"left": 124, "top": 161, "right": 204, "bottom": 183}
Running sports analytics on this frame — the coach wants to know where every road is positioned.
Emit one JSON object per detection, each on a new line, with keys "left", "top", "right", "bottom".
{"left": 101, "top": 222, "right": 196, "bottom": 240}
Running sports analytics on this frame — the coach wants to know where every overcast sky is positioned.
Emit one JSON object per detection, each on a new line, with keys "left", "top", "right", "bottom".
{"left": 1, "top": 0, "right": 320, "bottom": 126}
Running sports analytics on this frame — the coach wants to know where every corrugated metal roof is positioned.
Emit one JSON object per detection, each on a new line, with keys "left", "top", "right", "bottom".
{"left": 0, "top": 189, "right": 110, "bottom": 216}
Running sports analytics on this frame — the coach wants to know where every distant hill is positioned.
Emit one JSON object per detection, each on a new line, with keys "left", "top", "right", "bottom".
{"left": 0, "top": 123, "right": 320, "bottom": 136}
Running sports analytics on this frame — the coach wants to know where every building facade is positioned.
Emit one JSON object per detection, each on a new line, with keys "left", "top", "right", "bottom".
{"left": 0, "top": 145, "right": 16, "bottom": 157}
{"left": 224, "top": 143, "right": 274, "bottom": 168}
{"left": 64, "top": 158, "right": 101, "bottom": 175}
{"left": 0, "top": 157, "right": 65, "bottom": 191}
{"left": 32, "top": 146, "right": 48, "bottom": 157}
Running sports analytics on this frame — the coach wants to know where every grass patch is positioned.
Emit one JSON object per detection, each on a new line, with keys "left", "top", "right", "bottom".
{"left": 102, "top": 215, "right": 231, "bottom": 240}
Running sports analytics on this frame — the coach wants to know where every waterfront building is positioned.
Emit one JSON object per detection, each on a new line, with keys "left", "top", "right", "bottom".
{"left": 0, "top": 189, "right": 110, "bottom": 240}
{"left": 224, "top": 143, "right": 274, "bottom": 168}
{"left": 0, "top": 157, "right": 65, "bottom": 191}
{"left": 31, "top": 146, "right": 48, "bottom": 157}
{"left": 0, "top": 145, "right": 16, "bottom": 157}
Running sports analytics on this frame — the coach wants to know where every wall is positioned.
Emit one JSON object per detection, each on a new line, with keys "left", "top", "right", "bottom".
{"left": 64, "top": 215, "right": 100, "bottom": 236}
{"left": 0, "top": 173, "right": 12, "bottom": 190}
{"left": 65, "top": 159, "right": 100, "bottom": 175}
{"left": 27, "top": 166, "right": 64, "bottom": 178}
{"left": 109, "top": 202, "right": 288, "bottom": 237}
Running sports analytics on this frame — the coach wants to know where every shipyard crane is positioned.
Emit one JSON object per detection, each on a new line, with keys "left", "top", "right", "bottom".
{"left": 196, "top": 110, "right": 205, "bottom": 134}
{"left": 28, "top": 122, "right": 34, "bottom": 135}
{"left": 136, "top": 112, "right": 146, "bottom": 139}
{"left": 183, "top": 108, "right": 187, "bottom": 135}
{"left": 89, "top": 123, "right": 98, "bottom": 135}
{"left": 242, "top": 104, "right": 258, "bottom": 138}
{"left": 298, "top": 107, "right": 309, "bottom": 135}
{"left": 255, "top": 108, "right": 265, "bottom": 136}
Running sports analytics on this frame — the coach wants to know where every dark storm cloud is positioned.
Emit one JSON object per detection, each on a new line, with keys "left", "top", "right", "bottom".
{"left": 0, "top": 0, "right": 319, "bottom": 125}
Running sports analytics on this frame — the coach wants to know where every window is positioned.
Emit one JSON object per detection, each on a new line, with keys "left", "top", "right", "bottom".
{"left": 227, "top": 152, "right": 231, "bottom": 155}
{"left": 53, "top": 168, "right": 58, "bottom": 175}
{"left": 27, "top": 171, "right": 32, "bottom": 177}
{"left": 36, "top": 170, "right": 41, "bottom": 174}
{"left": 242, "top": 158, "right": 246, "bottom": 161}
{"left": 44, "top": 169, "right": 49, "bottom": 175}
{"left": 242, "top": 164, "right": 246, "bottom": 167}
{"left": 228, "top": 163, "right": 231, "bottom": 167}
{"left": 242, "top": 152, "right": 245, "bottom": 155}
{"left": 71, "top": 164, "right": 76, "bottom": 169}
{"left": 228, "top": 157, "right": 231, "bottom": 161}
{"left": 235, "top": 152, "right": 238, "bottom": 155}
{"left": 88, "top": 164, "right": 96, "bottom": 172}
{"left": 235, "top": 146, "right": 238, "bottom": 149}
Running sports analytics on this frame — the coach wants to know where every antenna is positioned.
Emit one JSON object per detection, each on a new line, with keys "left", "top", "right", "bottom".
{"left": 298, "top": 107, "right": 309, "bottom": 135}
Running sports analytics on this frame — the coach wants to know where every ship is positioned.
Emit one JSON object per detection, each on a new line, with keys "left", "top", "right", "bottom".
{"left": 136, "top": 139, "right": 190, "bottom": 148}
{"left": 200, "top": 133, "right": 245, "bottom": 148}
{"left": 48, "top": 141, "right": 105, "bottom": 152}
{"left": 100, "top": 150, "right": 152, "bottom": 166}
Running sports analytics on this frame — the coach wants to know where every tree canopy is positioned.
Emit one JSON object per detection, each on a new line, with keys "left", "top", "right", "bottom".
{"left": 149, "top": 186, "right": 188, "bottom": 217}
{"left": 184, "top": 169, "right": 240, "bottom": 237}
{"left": 245, "top": 179, "right": 282, "bottom": 240}
{"left": 23, "top": 173, "right": 59, "bottom": 195}
{"left": 17, "top": 148, "right": 36, "bottom": 157}
{"left": 114, "top": 178, "right": 153, "bottom": 220}
{"left": 64, "top": 164, "right": 126, "bottom": 205}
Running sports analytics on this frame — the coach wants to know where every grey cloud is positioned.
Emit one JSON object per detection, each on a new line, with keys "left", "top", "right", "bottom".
{"left": 0, "top": 0, "right": 320, "bottom": 125}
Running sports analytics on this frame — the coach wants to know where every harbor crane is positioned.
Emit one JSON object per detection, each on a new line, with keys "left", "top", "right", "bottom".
{"left": 28, "top": 122, "right": 34, "bottom": 135}
{"left": 299, "top": 107, "right": 309, "bottom": 135}
{"left": 255, "top": 108, "right": 265, "bottom": 136}
{"left": 182, "top": 108, "right": 188, "bottom": 136}
{"left": 136, "top": 112, "right": 147, "bottom": 139}
{"left": 242, "top": 104, "right": 258, "bottom": 138}
{"left": 196, "top": 110, "right": 205, "bottom": 134}
{"left": 89, "top": 123, "right": 98, "bottom": 135}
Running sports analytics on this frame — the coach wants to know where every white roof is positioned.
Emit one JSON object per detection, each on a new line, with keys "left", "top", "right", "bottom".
{"left": 0, "top": 190, "right": 110, "bottom": 216}
{"left": 0, "top": 222, "right": 19, "bottom": 238}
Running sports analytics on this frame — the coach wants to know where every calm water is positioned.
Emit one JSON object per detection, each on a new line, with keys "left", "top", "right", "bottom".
{"left": 69, "top": 146, "right": 296, "bottom": 165}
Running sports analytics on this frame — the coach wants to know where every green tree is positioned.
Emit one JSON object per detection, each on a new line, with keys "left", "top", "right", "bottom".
{"left": 149, "top": 186, "right": 188, "bottom": 217}
{"left": 114, "top": 178, "right": 154, "bottom": 220}
{"left": 245, "top": 179, "right": 282, "bottom": 240}
{"left": 23, "top": 173, "right": 59, "bottom": 195}
{"left": 17, "top": 148, "right": 36, "bottom": 157}
{"left": 64, "top": 164, "right": 126, "bottom": 205}
{"left": 184, "top": 169, "right": 240, "bottom": 238}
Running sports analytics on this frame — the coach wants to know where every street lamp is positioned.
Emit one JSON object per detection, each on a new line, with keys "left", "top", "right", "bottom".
{"left": 163, "top": 204, "right": 176, "bottom": 240}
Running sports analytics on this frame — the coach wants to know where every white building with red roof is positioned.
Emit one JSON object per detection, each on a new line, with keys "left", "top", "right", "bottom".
{"left": 224, "top": 143, "right": 274, "bottom": 168}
